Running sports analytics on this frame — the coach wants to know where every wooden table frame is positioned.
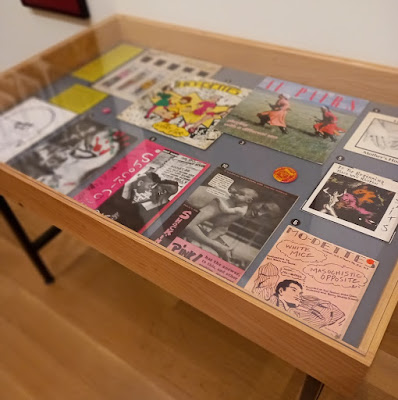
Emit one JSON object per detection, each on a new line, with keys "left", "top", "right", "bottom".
{"left": 1, "top": 15, "right": 397, "bottom": 398}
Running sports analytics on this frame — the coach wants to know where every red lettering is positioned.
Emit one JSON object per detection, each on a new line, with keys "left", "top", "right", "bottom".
{"left": 319, "top": 93, "right": 328, "bottom": 103}
{"left": 274, "top": 82, "right": 284, "bottom": 92}
{"left": 295, "top": 87, "right": 307, "bottom": 97}
{"left": 265, "top": 80, "right": 274, "bottom": 90}
{"left": 310, "top": 91, "right": 318, "bottom": 101}
{"left": 331, "top": 96, "right": 343, "bottom": 108}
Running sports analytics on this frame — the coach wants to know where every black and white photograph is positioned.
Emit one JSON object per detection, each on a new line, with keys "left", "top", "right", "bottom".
{"left": 8, "top": 116, "right": 136, "bottom": 194}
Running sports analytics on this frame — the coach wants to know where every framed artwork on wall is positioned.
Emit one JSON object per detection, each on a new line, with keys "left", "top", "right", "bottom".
{"left": 21, "top": 0, "right": 90, "bottom": 19}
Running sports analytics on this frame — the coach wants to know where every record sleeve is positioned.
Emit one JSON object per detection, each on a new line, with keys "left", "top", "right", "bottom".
{"left": 74, "top": 140, "right": 210, "bottom": 233}
{"left": 151, "top": 167, "right": 298, "bottom": 282}
{"left": 245, "top": 226, "right": 378, "bottom": 339}
{"left": 302, "top": 164, "right": 398, "bottom": 242}
{"left": 8, "top": 116, "right": 136, "bottom": 195}
{"left": 344, "top": 111, "right": 398, "bottom": 165}
{"left": 0, "top": 97, "right": 75, "bottom": 162}
{"left": 118, "top": 79, "right": 250, "bottom": 149}
{"left": 216, "top": 77, "right": 368, "bottom": 164}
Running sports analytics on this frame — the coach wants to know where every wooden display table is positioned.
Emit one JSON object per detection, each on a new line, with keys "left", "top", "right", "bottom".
{"left": 0, "top": 15, "right": 397, "bottom": 399}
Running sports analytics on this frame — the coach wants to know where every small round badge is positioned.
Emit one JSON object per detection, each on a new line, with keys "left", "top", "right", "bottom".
{"left": 273, "top": 167, "right": 298, "bottom": 183}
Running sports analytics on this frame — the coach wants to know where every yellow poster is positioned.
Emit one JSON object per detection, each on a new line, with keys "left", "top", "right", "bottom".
{"left": 72, "top": 44, "right": 143, "bottom": 82}
{"left": 50, "top": 84, "right": 107, "bottom": 114}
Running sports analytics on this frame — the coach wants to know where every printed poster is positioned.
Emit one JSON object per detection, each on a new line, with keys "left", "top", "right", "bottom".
{"left": 245, "top": 226, "right": 378, "bottom": 339}
{"left": 74, "top": 140, "right": 209, "bottom": 233}
{"left": 50, "top": 84, "right": 107, "bottom": 114}
{"left": 344, "top": 112, "right": 398, "bottom": 165}
{"left": 151, "top": 167, "right": 298, "bottom": 282}
{"left": 302, "top": 164, "right": 398, "bottom": 242}
{"left": 93, "top": 48, "right": 221, "bottom": 102}
{"left": 9, "top": 116, "right": 136, "bottom": 195}
{"left": 0, "top": 97, "right": 75, "bottom": 162}
{"left": 118, "top": 79, "right": 250, "bottom": 149}
{"left": 72, "top": 44, "right": 143, "bottom": 83}
{"left": 216, "top": 77, "right": 368, "bottom": 164}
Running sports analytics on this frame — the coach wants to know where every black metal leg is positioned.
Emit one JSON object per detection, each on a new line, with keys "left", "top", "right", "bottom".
{"left": 298, "top": 375, "right": 324, "bottom": 400}
{"left": 0, "top": 195, "right": 55, "bottom": 284}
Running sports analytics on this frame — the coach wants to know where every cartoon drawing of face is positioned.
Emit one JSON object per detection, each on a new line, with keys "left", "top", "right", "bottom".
{"left": 278, "top": 282, "right": 302, "bottom": 307}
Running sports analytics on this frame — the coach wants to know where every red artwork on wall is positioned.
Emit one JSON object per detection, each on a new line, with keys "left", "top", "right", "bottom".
{"left": 21, "top": 0, "right": 90, "bottom": 18}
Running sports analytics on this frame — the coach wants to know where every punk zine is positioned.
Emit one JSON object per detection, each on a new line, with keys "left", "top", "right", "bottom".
{"left": 1, "top": 97, "right": 75, "bottom": 162}
{"left": 151, "top": 167, "right": 298, "bottom": 283}
{"left": 118, "top": 79, "right": 251, "bottom": 149}
{"left": 216, "top": 77, "right": 368, "bottom": 164}
{"left": 245, "top": 226, "right": 378, "bottom": 339}
{"left": 74, "top": 140, "right": 209, "bottom": 233}
{"left": 302, "top": 164, "right": 398, "bottom": 242}
{"left": 8, "top": 116, "right": 136, "bottom": 195}
{"left": 344, "top": 111, "right": 398, "bottom": 166}
{"left": 93, "top": 48, "right": 221, "bottom": 102}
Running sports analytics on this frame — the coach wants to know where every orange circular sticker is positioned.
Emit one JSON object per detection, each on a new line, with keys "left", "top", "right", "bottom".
{"left": 273, "top": 167, "right": 298, "bottom": 183}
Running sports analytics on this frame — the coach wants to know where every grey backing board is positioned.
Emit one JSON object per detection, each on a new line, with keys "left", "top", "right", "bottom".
{"left": 28, "top": 58, "right": 398, "bottom": 350}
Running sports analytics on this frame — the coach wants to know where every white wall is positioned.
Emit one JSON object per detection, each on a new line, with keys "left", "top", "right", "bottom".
{"left": 116, "top": 0, "right": 398, "bottom": 68}
{"left": 0, "top": 0, "right": 114, "bottom": 72}
{"left": 1, "top": 0, "right": 398, "bottom": 71}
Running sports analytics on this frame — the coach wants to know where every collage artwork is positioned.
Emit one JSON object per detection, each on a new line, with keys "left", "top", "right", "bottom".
{"left": 1, "top": 43, "right": 397, "bottom": 344}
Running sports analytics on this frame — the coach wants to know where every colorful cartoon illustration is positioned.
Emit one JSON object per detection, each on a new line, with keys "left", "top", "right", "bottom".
{"left": 118, "top": 79, "right": 250, "bottom": 150}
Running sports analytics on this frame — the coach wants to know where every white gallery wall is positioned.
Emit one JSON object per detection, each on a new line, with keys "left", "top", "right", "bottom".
{"left": 1, "top": 0, "right": 398, "bottom": 72}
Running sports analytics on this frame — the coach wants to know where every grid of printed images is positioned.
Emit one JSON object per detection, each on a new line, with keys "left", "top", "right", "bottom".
{"left": 1, "top": 42, "right": 397, "bottom": 344}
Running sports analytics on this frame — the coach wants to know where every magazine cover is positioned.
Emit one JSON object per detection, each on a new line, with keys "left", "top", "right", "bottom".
{"left": 151, "top": 167, "right": 298, "bottom": 282}
{"left": 245, "top": 226, "right": 378, "bottom": 339}
{"left": 344, "top": 112, "right": 398, "bottom": 165}
{"left": 8, "top": 116, "right": 136, "bottom": 195}
{"left": 302, "top": 164, "right": 398, "bottom": 242}
{"left": 118, "top": 79, "right": 251, "bottom": 149}
{"left": 93, "top": 48, "right": 221, "bottom": 102}
{"left": 74, "top": 140, "right": 210, "bottom": 233}
{"left": 216, "top": 77, "right": 368, "bottom": 164}
{"left": 0, "top": 97, "right": 76, "bottom": 162}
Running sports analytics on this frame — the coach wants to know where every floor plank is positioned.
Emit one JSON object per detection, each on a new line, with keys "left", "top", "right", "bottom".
{"left": 0, "top": 201, "right": 397, "bottom": 400}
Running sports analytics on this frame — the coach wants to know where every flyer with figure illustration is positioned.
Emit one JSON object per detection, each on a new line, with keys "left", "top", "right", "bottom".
{"left": 151, "top": 167, "right": 297, "bottom": 282}
{"left": 8, "top": 116, "right": 136, "bottom": 195}
{"left": 93, "top": 48, "right": 221, "bottom": 102}
{"left": 344, "top": 111, "right": 398, "bottom": 165}
{"left": 118, "top": 79, "right": 250, "bottom": 149}
{"left": 0, "top": 97, "right": 76, "bottom": 162}
{"left": 74, "top": 140, "right": 209, "bottom": 233}
{"left": 216, "top": 77, "right": 368, "bottom": 164}
{"left": 302, "top": 164, "right": 398, "bottom": 242}
{"left": 245, "top": 226, "right": 378, "bottom": 339}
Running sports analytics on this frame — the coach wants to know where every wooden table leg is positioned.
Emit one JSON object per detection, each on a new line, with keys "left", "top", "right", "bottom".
{"left": 298, "top": 374, "right": 324, "bottom": 400}
{"left": 0, "top": 195, "right": 56, "bottom": 284}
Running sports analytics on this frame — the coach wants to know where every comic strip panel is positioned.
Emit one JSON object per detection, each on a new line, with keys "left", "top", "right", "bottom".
{"left": 245, "top": 226, "right": 378, "bottom": 339}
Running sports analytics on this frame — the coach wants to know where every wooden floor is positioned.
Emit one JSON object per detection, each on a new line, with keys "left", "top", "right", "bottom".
{"left": 0, "top": 200, "right": 397, "bottom": 400}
